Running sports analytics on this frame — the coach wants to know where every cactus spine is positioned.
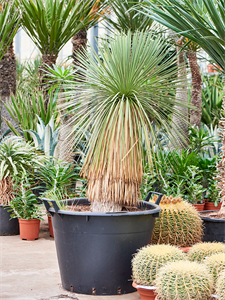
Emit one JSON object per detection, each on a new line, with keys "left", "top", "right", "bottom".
{"left": 155, "top": 260, "right": 213, "bottom": 300}
{"left": 151, "top": 195, "right": 203, "bottom": 247}
{"left": 188, "top": 242, "right": 225, "bottom": 262}
{"left": 132, "top": 244, "right": 185, "bottom": 286}
{"left": 216, "top": 270, "right": 225, "bottom": 300}
{"left": 205, "top": 253, "right": 225, "bottom": 288}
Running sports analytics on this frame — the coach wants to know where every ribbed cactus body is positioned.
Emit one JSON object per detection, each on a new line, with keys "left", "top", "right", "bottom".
{"left": 132, "top": 244, "right": 185, "bottom": 286}
{"left": 216, "top": 270, "right": 225, "bottom": 300}
{"left": 205, "top": 253, "right": 225, "bottom": 287}
{"left": 155, "top": 260, "right": 213, "bottom": 300}
{"left": 188, "top": 242, "right": 225, "bottom": 262}
{"left": 151, "top": 195, "right": 203, "bottom": 247}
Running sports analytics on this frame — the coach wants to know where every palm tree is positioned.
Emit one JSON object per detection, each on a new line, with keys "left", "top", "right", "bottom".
{"left": 20, "top": 0, "right": 102, "bottom": 93}
{"left": 0, "top": 1, "right": 20, "bottom": 134}
{"left": 63, "top": 32, "right": 191, "bottom": 212}
{"left": 139, "top": 0, "right": 225, "bottom": 214}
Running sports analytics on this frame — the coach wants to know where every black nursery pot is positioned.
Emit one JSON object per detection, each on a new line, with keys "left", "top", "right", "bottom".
{"left": 200, "top": 210, "right": 225, "bottom": 242}
{"left": 0, "top": 205, "right": 19, "bottom": 236}
{"left": 43, "top": 192, "right": 162, "bottom": 295}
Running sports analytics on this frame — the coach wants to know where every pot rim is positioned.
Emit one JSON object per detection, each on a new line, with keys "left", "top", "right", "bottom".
{"left": 200, "top": 210, "right": 225, "bottom": 222}
{"left": 42, "top": 198, "right": 161, "bottom": 217}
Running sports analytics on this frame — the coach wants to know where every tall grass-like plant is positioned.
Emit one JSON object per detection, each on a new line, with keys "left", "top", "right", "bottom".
{"left": 63, "top": 31, "right": 190, "bottom": 212}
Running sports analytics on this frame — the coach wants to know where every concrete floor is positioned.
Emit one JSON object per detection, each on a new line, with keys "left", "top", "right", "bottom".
{"left": 0, "top": 218, "right": 139, "bottom": 300}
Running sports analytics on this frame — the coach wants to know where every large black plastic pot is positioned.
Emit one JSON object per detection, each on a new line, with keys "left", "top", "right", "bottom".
{"left": 0, "top": 205, "right": 19, "bottom": 236}
{"left": 43, "top": 191, "right": 162, "bottom": 295}
{"left": 200, "top": 210, "right": 225, "bottom": 242}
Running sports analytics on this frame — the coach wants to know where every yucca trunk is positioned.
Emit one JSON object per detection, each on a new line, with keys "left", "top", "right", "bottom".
{"left": 171, "top": 42, "right": 189, "bottom": 149}
{"left": 188, "top": 51, "right": 202, "bottom": 128}
{"left": 0, "top": 41, "right": 17, "bottom": 134}
{"left": 83, "top": 103, "right": 143, "bottom": 212}
{"left": 0, "top": 177, "right": 14, "bottom": 205}
{"left": 39, "top": 53, "right": 57, "bottom": 110}
{"left": 72, "top": 29, "right": 87, "bottom": 68}
{"left": 217, "top": 81, "right": 225, "bottom": 217}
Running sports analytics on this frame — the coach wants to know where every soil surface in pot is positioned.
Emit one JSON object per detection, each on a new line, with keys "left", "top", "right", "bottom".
{"left": 200, "top": 211, "right": 225, "bottom": 219}
{"left": 66, "top": 204, "right": 145, "bottom": 212}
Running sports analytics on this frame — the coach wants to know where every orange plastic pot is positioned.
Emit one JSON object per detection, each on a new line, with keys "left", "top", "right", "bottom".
{"left": 204, "top": 202, "right": 221, "bottom": 211}
{"left": 19, "top": 219, "right": 40, "bottom": 241}
{"left": 132, "top": 282, "right": 157, "bottom": 300}
{"left": 192, "top": 203, "right": 205, "bottom": 212}
{"left": 48, "top": 215, "right": 54, "bottom": 238}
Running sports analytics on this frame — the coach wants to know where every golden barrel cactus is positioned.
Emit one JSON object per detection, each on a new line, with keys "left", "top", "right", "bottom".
{"left": 155, "top": 260, "right": 213, "bottom": 300}
{"left": 188, "top": 242, "right": 225, "bottom": 262}
{"left": 216, "top": 270, "right": 225, "bottom": 300}
{"left": 132, "top": 244, "right": 185, "bottom": 286}
{"left": 151, "top": 195, "right": 203, "bottom": 247}
{"left": 205, "top": 253, "right": 225, "bottom": 288}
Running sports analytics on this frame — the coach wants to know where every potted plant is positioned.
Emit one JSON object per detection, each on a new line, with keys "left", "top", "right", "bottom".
{"left": 131, "top": 244, "right": 185, "bottom": 299}
{"left": 204, "top": 179, "right": 221, "bottom": 210}
{"left": 0, "top": 136, "right": 43, "bottom": 236}
{"left": 8, "top": 173, "right": 43, "bottom": 241}
{"left": 183, "top": 166, "right": 206, "bottom": 211}
{"left": 155, "top": 260, "right": 213, "bottom": 300}
{"left": 216, "top": 270, "right": 225, "bottom": 300}
{"left": 43, "top": 31, "right": 189, "bottom": 295}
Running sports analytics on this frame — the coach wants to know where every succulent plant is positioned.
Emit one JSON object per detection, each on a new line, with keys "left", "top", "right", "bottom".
{"left": 151, "top": 195, "right": 203, "bottom": 247}
{"left": 188, "top": 242, "right": 225, "bottom": 262}
{"left": 205, "top": 253, "right": 225, "bottom": 288}
{"left": 155, "top": 260, "right": 213, "bottom": 300}
{"left": 216, "top": 270, "right": 225, "bottom": 300}
{"left": 132, "top": 244, "right": 185, "bottom": 286}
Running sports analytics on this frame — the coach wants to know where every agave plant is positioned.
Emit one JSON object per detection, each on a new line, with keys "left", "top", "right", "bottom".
{"left": 27, "top": 116, "right": 59, "bottom": 158}
{"left": 62, "top": 31, "right": 190, "bottom": 212}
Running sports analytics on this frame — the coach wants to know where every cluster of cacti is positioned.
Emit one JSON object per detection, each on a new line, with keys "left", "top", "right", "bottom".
{"left": 155, "top": 260, "right": 213, "bottom": 300}
{"left": 188, "top": 242, "right": 225, "bottom": 262}
{"left": 132, "top": 244, "right": 185, "bottom": 286}
{"left": 205, "top": 253, "right": 225, "bottom": 287}
{"left": 216, "top": 270, "right": 225, "bottom": 300}
{"left": 151, "top": 195, "right": 203, "bottom": 247}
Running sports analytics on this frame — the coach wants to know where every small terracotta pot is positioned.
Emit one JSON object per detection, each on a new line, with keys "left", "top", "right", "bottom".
{"left": 19, "top": 218, "right": 40, "bottom": 241}
{"left": 207, "top": 64, "right": 215, "bottom": 73}
{"left": 192, "top": 203, "right": 205, "bottom": 212}
{"left": 132, "top": 281, "right": 157, "bottom": 300}
{"left": 179, "top": 246, "right": 192, "bottom": 253}
{"left": 204, "top": 202, "right": 221, "bottom": 211}
{"left": 48, "top": 215, "right": 54, "bottom": 238}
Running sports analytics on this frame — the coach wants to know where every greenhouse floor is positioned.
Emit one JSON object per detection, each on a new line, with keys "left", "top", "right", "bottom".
{"left": 0, "top": 216, "right": 139, "bottom": 300}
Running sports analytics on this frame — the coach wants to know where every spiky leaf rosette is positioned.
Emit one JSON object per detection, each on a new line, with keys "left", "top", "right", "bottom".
{"left": 188, "top": 242, "right": 225, "bottom": 262}
{"left": 205, "top": 253, "right": 225, "bottom": 289}
{"left": 64, "top": 31, "right": 190, "bottom": 211}
{"left": 132, "top": 244, "right": 185, "bottom": 286}
{"left": 216, "top": 270, "right": 225, "bottom": 300}
{"left": 151, "top": 195, "right": 203, "bottom": 247}
{"left": 155, "top": 260, "right": 213, "bottom": 300}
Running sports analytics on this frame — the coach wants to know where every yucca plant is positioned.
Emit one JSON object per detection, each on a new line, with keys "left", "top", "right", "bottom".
{"left": 0, "top": 1, "right": 20, "bottom": 60}
{"left": 19, "top": 0, "right": 105, "bottom": 89}
{"left": 141, "top": 0, "right": 225, "bottom": 71}
{"left": 63, "top": 31, "right": 191, "bottom": 212}
{"left": 4, "top": 92, "right": 58, "bottom": 142}
{"left": 104, "top": 0, "right": 154, "bottom": 34}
